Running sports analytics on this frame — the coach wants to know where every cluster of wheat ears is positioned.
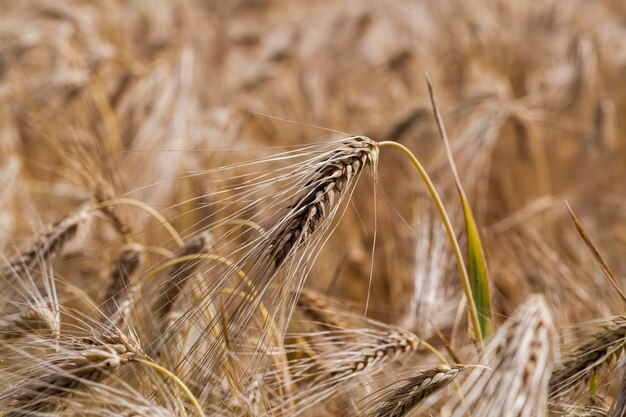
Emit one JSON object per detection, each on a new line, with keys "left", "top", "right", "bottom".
{"left": 1, "top": 0, "right": 626, "bottom": 416}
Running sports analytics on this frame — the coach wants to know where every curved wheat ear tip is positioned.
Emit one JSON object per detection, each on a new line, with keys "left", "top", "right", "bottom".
{"left": 447, "top": 295, "right": 557, "bottom": 417}
{"left": 1, "top": 209, "right": 90, "bottom": 278}
{"left": 154, "top": 231, "right": 213, "bottom": 320}
{"left": 372, "top": 364, "right": 462, "bottom": 417}
{"left": 0, "top": 302, "right": 59, "bottom": 340}
{"left": 549, "top": 316, "right": 626, "bottom": 399}
{"left": 4, "top": 347, "right": 131, "bottom": 416}
{"left": 269, "top": 136, "right": 378, "bottom": 266}
{"left": 103, "top": 243, "right": 144, "bottom": 316}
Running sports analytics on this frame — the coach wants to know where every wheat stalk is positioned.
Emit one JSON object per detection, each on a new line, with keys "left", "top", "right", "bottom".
{"left": 120, "top": 407, "right": 178, "bottom": 417}
{"left": 172, "top": 138, "right": 379, "bottom": 392}
{"left": 550, "top": 400, "right": 609, "bottom": 417}
{"left": 154, "top": 231, "right": 213, "bottom": 321}
{"left": 107, "top": 284, "right": 140, "bottom": 330}
{"left": 268, "top": 136, "right": 377, "bottom": 267}
{"left": 3, "top": 346, "right": 132, "bottom": 416}
{"left": 610, "top": 367, "right": 626, "bottom": 417}
{"left": 225, "top": 378, "right": 269, "bottom": 417}
{"left": 103, "top": 243, "right": 144, "bottom": 316}
{"left": 446, "top": 295, "right": 557, "bottom": 417}
{"left": 371, "top": 364, "right": 462, "bottom": 417}
{"left": 550, "top": 317, "right": 626, "bottom": 398}
{"left": 296, "top": 288, "right": 348, "bottom": 332}
{"left": 0, "top": 302, "right": 59, "bottom": 340}
{"left": 276, "top": 327, "right": 422, "bottom": 416}
{"left": 327, "top": 329, "right": 421, "bottom": 379}
{"left": 95, "top": 189, "right": 133, "bottom": 238}
{"left": 1, "top": 210, "right": 89, "bottom": 279}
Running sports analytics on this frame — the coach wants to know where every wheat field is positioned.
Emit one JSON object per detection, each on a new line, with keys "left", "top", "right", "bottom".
{"left": 1, "top": 0, "right": 625, "bottom": 416}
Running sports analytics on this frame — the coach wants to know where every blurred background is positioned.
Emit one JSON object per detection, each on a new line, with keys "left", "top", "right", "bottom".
{"left": 1, "top": 0, "right": 625, "bottom": 338}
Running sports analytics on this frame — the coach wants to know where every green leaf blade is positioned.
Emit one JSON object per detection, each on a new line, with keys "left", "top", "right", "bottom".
{"left": 461, "top": 194, "right": 493, "bottom": 340}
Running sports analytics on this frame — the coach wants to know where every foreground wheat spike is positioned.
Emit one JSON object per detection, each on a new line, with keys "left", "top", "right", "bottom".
{"left": 371, "top": 364, "right": 462, "bottom": 417}
{"left": 154, "top": 231, "right": 213, "bottom": 321}
{"left": 103, "top": 243, "right": 144, "bottom": 317}
{"left": 268, "top": 136, "right": 377, "bottom": 267}
{"left": 549, "top": 317, "right": 626, "bottom": 398}
{"left": 0, "top": 210, "right": 89, "bottom": 278}
{"left": 107, "top": 284, "right": 141, "bottom": 330}
{"left": 446, "top": 295, "right": 557, "bottom": 417}
{"left": 327, "top": 329, "right": 421, "bottom": 379}
{"left": 3, "top": 347, "right": 131, "bottom": 416}
{"left": 0, "top": 302, "right": 59, "bottom": 340}
{"left": 176, "top": 138, "right": 379, "bottom": 391}
{"left": 277, "top": 326, "right": 422, "bottom": 416}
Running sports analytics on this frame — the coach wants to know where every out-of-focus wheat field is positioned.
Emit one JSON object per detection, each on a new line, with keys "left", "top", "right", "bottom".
{"left": 1, "top": 1, "right": 625, "bottom": 416}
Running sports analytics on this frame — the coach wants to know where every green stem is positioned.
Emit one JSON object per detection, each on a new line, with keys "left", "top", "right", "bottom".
{"left": 377, "top": 140, "right": 484, "bottom": 349}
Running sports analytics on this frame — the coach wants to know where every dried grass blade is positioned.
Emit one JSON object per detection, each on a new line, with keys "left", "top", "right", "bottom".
{"left": 565, "top": 201, "right": 626, "bottom": 304}
{"left": 426, "top": 74, "right": 494, "bottom": 340}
